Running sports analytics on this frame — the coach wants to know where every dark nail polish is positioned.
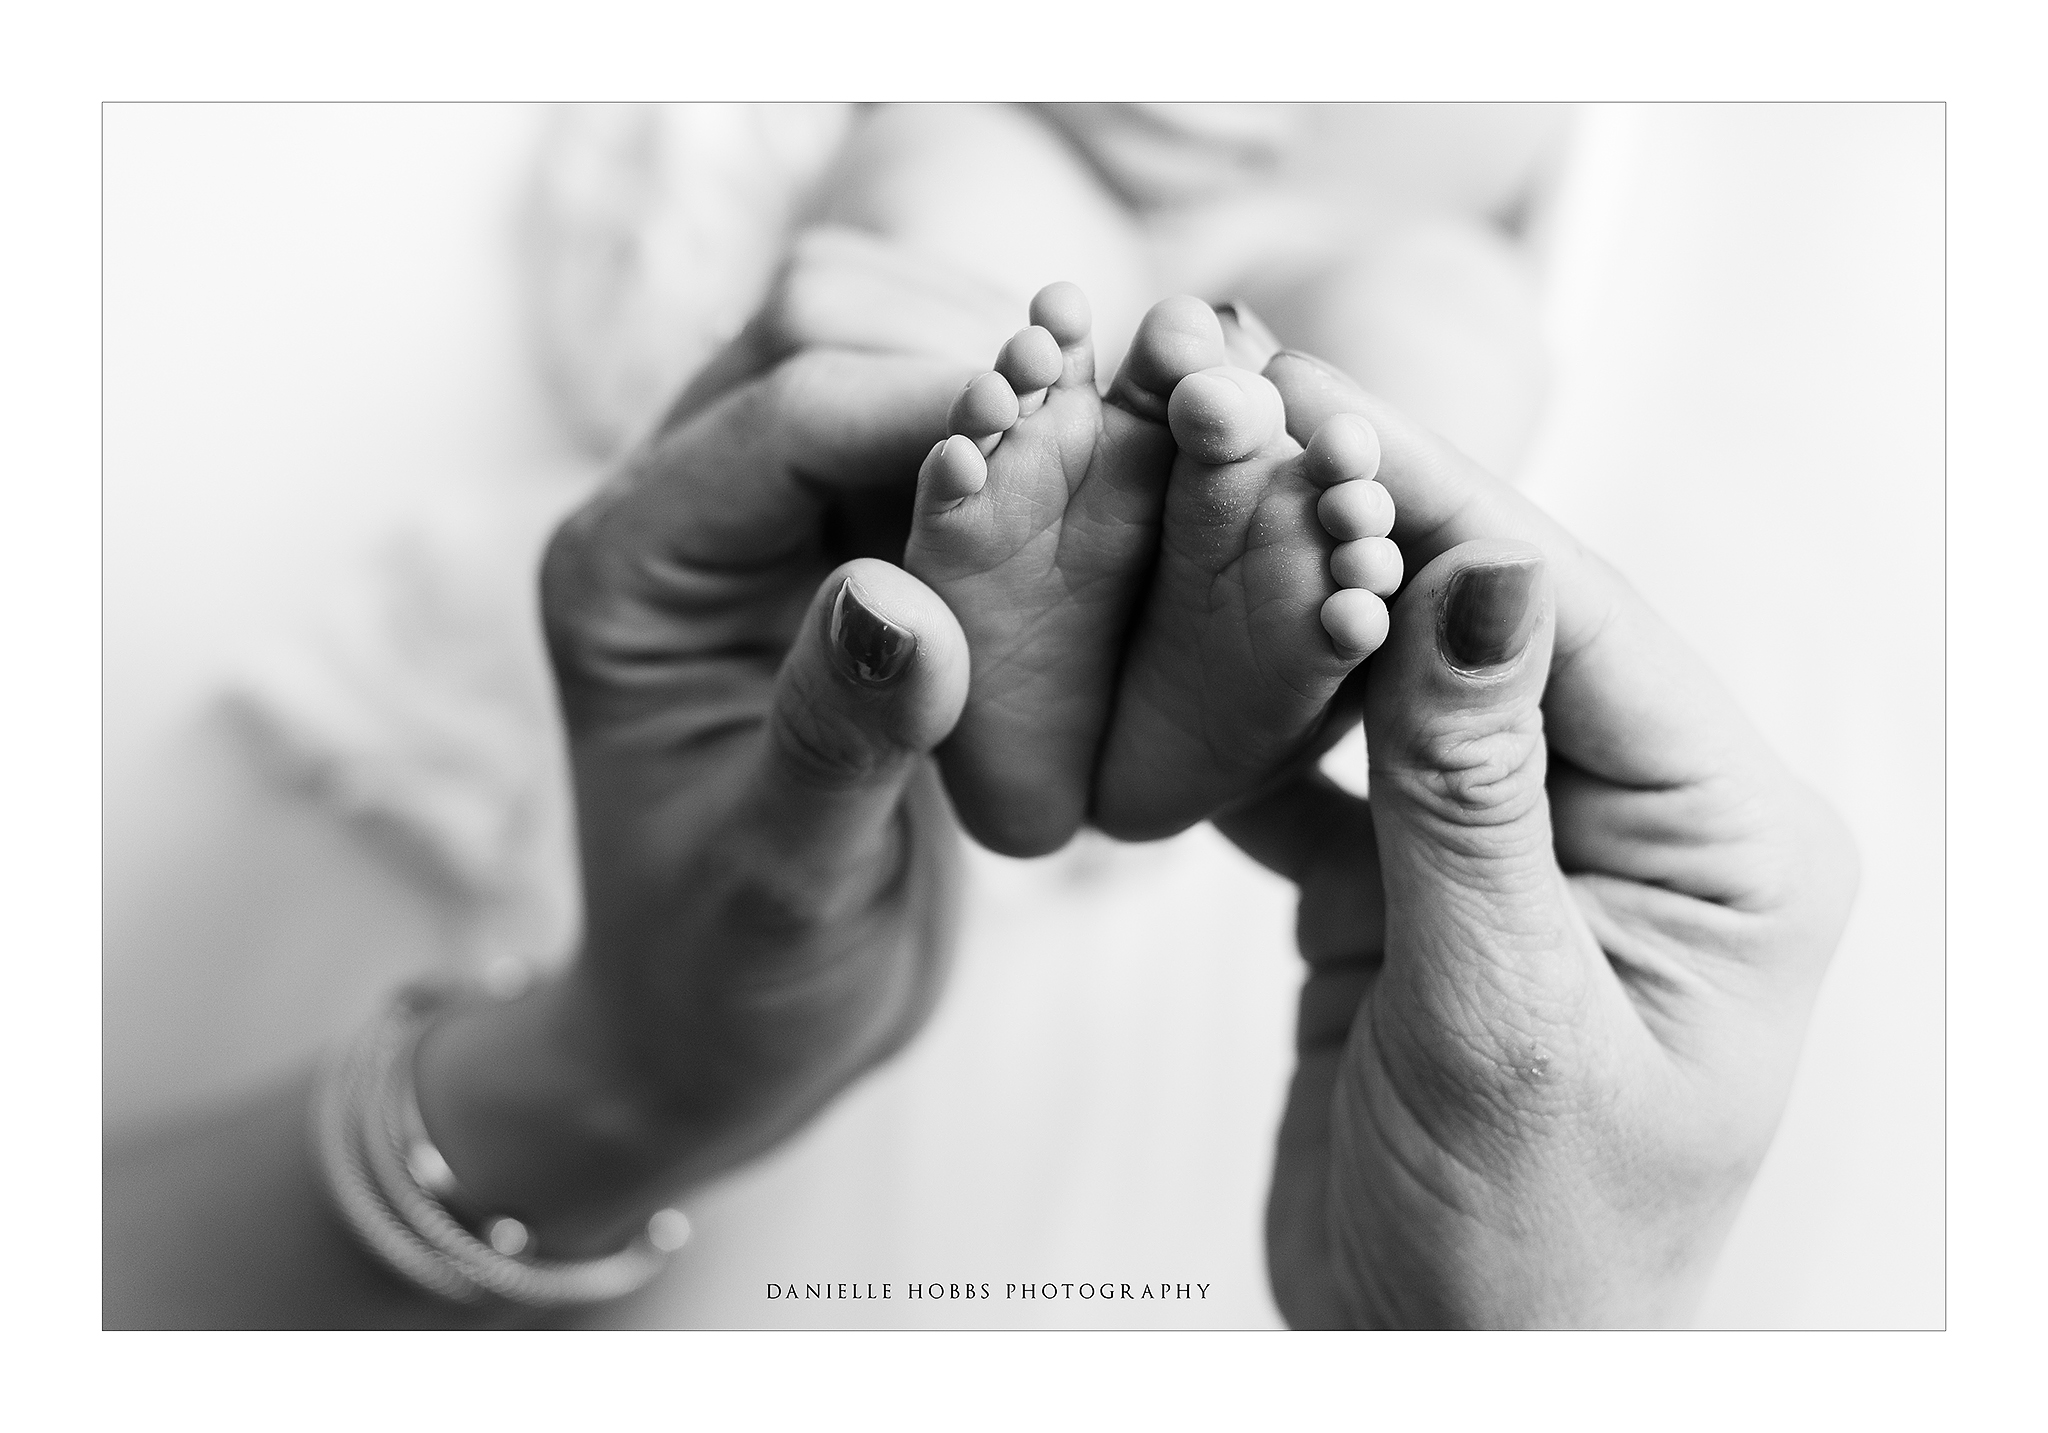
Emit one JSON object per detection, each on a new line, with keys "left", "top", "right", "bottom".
{"left": 830, "top": 577, "right": 916, "bottom": 686}
{"left": 1438, "top": 559, "right": 1543, "bottom": 673}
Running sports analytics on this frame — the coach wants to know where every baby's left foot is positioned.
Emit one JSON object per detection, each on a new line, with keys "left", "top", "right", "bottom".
{"left": 1094, "top": 374, "right": 1399, "bottom": 840}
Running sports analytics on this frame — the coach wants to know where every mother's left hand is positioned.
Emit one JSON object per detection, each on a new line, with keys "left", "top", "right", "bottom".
{"left": 414, "top": 228, "right": 1024, "bottom": 1254}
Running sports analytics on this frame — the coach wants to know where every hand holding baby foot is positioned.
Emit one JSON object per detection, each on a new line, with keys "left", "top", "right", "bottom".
{"left": 1217, "top": 353, "right": 1860, "bottom": 1328}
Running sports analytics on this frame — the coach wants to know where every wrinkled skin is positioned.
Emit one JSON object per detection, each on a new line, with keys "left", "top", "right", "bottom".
{"left": 1221, "top": 353, "right": 1860, "bottom": 1327}
{"left": 419, "top": 231, "right": 1023, "bottom": 1248}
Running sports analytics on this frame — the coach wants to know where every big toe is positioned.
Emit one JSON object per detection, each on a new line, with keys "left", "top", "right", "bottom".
{"left": 1107, "top": 295, "right": 1227, "bottom": 422}
{"left": 1029, "top": 281, "right": 1097, "bottom": 390}
{"left": 1167, "top": 367, "right": 1285, "bottom": 465}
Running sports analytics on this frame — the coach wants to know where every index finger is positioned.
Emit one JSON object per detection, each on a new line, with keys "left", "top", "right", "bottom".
{"left": 566, "top": 347, "right": 969, "bottom": 580}
{"left": 661, "top": 226, "right": 1018, "bottom": 431}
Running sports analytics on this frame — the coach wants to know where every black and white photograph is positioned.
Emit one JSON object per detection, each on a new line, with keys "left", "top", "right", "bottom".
{"left": 97, "top": 100, "right": 1946, "bottom": 1338}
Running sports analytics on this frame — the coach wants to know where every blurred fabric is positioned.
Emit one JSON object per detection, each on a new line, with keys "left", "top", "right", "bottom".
{"left": 102, "top": 103, "right": 1942, "bottom": 1329}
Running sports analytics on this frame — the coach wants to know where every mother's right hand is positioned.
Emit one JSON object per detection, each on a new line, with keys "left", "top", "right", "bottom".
{"left": 1223, "top": 353, "right": 1862, "bottom": 1327}
{"left": 413, "top": 230, "right": 1016, "bottom": 1256}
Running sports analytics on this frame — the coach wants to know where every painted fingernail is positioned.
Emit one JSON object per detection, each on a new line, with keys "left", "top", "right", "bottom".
{"left": 1438, "top": 558, "right": 1543, "bottom": 673}
{"left": 830, "top": 577, "right": 916, "bottom": 686}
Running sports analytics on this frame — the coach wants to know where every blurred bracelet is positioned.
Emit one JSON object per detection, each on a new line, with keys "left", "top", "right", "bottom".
{"left": 312, "top": 976, "right": 692, "bottom": 1309}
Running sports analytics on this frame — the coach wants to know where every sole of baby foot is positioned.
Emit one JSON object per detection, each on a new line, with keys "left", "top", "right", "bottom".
{"left": 1093, "top": 383, "right": 1400, "bottom": 842}
{"left": 904, "top": 285, "right": 1225, "bottom": 857}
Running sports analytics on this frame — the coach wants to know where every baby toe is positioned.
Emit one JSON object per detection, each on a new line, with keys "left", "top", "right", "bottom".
{"left": 1317, "top": 479, "right": 1395, "bottom": 541}
{"left": 1322, "top": 588, "right": 1390, "bottom": 658}
{"left": 1029, "top": 282, "right": 1097, "bottom": 389}
{"left": 1107, "top": 295, "right": 1227, "bottom": 421}
{"left": 995, "top": 325, "right": 1064, "bottom": 414}
{"left": 1167, "top": 367, "right": 1285, "bottom": 466}
{"left": 918, "top": 433, "right": 989, "bottom": 507}
{"left": 1029, "top": 281, "right": 1092, "bottom": 349}
{"left": 950, "top": 370, "right": 1021, "bottom": 454}
{"left": 1303, "top": 413, "right": 1383, "bottom": 489}
{"left": 1330, "top": 536, "right": 1403, "bottom": 597}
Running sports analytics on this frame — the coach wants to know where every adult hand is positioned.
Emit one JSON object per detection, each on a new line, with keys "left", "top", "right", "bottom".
{"left": 1220, "top": 352, "right": 1860, "bottom": 1327}
{"left": 412, "top": 229, "right": 1016, "bottom": 1256}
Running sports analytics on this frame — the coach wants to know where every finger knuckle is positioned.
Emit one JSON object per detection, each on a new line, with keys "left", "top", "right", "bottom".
{"left": 1388, "top": 710, "right": 1549, "bottom": 833}
{"left": 768, "top": 688, "right": 890, "bottom": 794}
{"left": 536, "top": 475, "right": 682, "bottom": 708}
{"left": 538, "top": 503, "right": 617, "bottom": 661}
{"left": 719, "top": 855, "right": 844, "bottom": 950}
{"left": 707, "top": 816, "right": 911, "bottom": 971}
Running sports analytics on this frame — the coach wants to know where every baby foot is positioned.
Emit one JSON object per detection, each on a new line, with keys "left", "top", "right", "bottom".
{"left": 1094, "top": 375, "right": 1399, "bottom": 840}
{"left": 906, "top": 284, "right": 1226, "bottom": 856}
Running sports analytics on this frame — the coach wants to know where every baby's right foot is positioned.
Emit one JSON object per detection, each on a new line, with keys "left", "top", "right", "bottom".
{"left": 905, "top": 287, "right": 1226, "bottom": 857}
{"left": 1094, "top": 373, "right": 1400, "bottom": 840}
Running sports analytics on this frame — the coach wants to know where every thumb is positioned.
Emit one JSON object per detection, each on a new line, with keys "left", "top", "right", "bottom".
{"left": 1366, "top": 538, "right": 1592, "bottom": 1029}
{"left": 740, "top": 557, "right": 969, "bottom": 897}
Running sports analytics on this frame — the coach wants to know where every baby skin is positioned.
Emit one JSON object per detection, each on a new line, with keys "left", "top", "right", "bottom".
{"left": 1094, "top": 368, "right": 1399, "bottom": 840}
{"left": 908, "top": 283, "right": 1400, "bottom": 854}
{"left": 905, "top": 282, "right": 1226, "bottom": 856}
